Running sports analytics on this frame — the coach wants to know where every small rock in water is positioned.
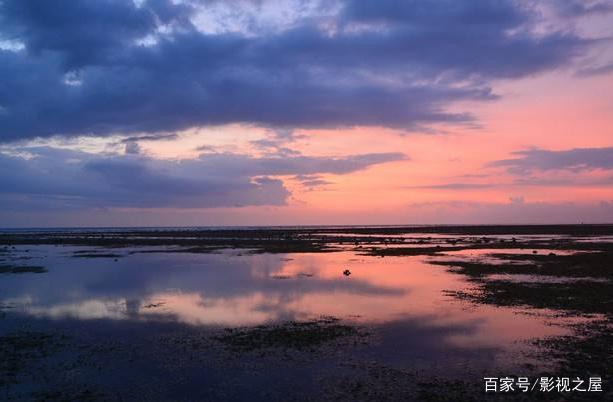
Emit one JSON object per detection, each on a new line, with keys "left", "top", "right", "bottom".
{"left": 343, "top": 269, "right": 351, "bottom": 276}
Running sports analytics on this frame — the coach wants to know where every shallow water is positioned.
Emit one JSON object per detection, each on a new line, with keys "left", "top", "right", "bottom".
{"left": 441, "top": 248, "right": 582, "bottom": 256}
{"left": 2, "top": 246, "right": 566, "bottom": 355}
{"left": 0, "top": 239, "right": 604, "bottom": 400}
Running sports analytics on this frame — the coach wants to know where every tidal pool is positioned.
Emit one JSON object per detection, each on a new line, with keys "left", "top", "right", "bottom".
{"left": 0, "top": 228, "right": 611, "bottom": 401}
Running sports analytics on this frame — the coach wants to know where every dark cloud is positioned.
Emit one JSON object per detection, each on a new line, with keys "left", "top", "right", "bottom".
{"left": 489, "top": 147, "right": 613, "bottom": 174}
{"left": 0, "top": 0, "right": 153, "bottom": 69}
{"left": 123, "top": 140, "right": 141, "bottom": 154}
{"left": 189, "top": 151, "right": 407, "bottom": 176}
{"left": 0, "top": 147, "right": 290, "bottom": 209}
{"left": 409, "top": 175, "right": 613, "bottom": 189}
{"left": 120, "top": 133, "right": 179, "bottom": 154}
{"left": 410, "top": 183, "right": 494, "bottom": 190}
{"left": 250, "top": 139, "right": 302, "bottom": 157}
{"left": 512, "top": 175, "right": 613, "bottom": 187}
{"left": 293, "top": 174, "right": 332, "bottom": 189}
{"left": 0, "top": 0, "right": 595, "bottom": 142}
{"left": 0, "top": 147, "right": 405, "bottom": 210}
{"left": 120, "top": 134, "right": 180, "bottom": 143}
{"left": 250, "top": 129, "right": 306, "bottom": 156}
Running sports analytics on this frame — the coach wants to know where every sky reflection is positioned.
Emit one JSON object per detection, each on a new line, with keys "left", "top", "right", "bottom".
{"left": 1, "top": 246, "right": 566, "bottom": 355}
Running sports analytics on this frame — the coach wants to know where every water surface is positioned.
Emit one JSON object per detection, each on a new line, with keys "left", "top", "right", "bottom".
{"left": 1, "top": 228, "right": 610, "bottom": 400}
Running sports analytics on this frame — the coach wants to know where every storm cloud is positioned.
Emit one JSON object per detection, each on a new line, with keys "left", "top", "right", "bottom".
{"left": 0, "top": 0, "right": 596, "bottom": 141}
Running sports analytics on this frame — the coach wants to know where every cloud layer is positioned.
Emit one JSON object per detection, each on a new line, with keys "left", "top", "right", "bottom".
{"left": 0, "top": 0, "right": 597, "bottom": 141}
{"left": 0, "top": 146, "right": 405, "bottom": 210}
{"left": 490, "top": 147, "right": 613, "bottom": 174}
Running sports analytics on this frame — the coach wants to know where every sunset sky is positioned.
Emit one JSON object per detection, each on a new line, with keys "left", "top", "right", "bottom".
{"left": 1, "top": 0, "right": 612, "bottom": 227}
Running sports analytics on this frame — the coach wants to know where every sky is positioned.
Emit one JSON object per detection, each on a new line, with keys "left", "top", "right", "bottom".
{"left": 0, "top": 0, "right": 612, "bottom": 227}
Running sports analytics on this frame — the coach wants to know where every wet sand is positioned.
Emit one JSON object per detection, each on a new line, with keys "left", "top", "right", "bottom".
{"left": 0, "top": 225, "right": 612, "bottom": 401}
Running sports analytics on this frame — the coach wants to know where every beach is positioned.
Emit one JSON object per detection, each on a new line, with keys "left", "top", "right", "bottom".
{"left": 1, "top": 225, "right": 611, "bottom": 400}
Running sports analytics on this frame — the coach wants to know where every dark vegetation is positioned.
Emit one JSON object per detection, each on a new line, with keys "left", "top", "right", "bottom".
{"left": 2, "top": 224, "right": 612, "bottom": 255}
{"left": 0, "top": 247, "right": 47, "bottom": 274}
{"left": 214, "top": 317, "right": 364, "bottom": 352}
{"left": 72, "top": 250, "right": 123, "bottom": 258}
{"left": 433, "top": 236, "right": 613, "bottom": 400}
{"left": 0, "top": 264, "right": 47, "bottom": 274}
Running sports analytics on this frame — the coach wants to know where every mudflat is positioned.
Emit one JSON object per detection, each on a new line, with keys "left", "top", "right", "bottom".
{"left": 1, "top": 225, "right": 611, "bottom": 401}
